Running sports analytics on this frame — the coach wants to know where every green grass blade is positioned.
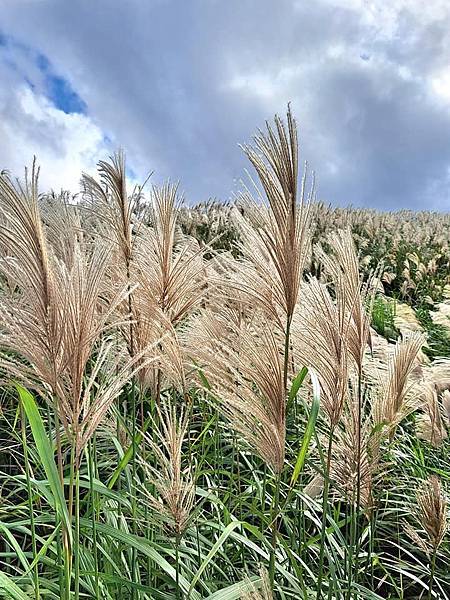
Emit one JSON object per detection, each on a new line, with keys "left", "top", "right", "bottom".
{"left": 287, "top": 366, "right": 308, "bottom": 411}
{"left": 290, "top": 368, "right": 320, "bottom": 487}
{"left": 16, "top": 384, "right": 72, "bottom": 547}
{"left": 107, "top": 417, "right": 151, "bottom": 489}
{"left": 0, "top": 571, "right": 31, "bottom": 600}
{"left": 188, "top": 521, "right": 242, "bottom": 595}
{"left": 79, "top": 518, "right": 201, "bottom": 600}
{"left": 0, "top": 523, "right": 31, "bottom": 573}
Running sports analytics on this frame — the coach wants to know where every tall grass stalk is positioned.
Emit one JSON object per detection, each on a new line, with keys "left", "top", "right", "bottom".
{"left": 20, "top": 403, "right": 40, "bottom": 600}
{"left": 175, "top": 531, "right": 181, "bottom": 600}
{"left": 74, "top": 460, "right": 81, "bottom": 600}
{"left": 65, "top": 442, "right": 76, "bottom": 600}
{"left": 87, "top": 438, "right": 100, "bottom": 599}
{"left": 130, "top": 381, "right": 138, "bottom": 598}
{"left": 316, "top": 431, "right": 334, "bottom": 600}
{"left": 429, "top": 549, "right": 437, "bottom": 600}
{"left": 347, "top": 366, "right": 364, "bottom": 600}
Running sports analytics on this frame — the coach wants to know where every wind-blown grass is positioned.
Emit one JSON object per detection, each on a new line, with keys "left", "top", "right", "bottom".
{"left": 0, "top": 109, "right": 449, "bottom": 600}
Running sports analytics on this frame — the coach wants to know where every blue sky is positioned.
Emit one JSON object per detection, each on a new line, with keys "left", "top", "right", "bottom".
{"left": 0, "top": 0, "right": 450, "bottom": 210}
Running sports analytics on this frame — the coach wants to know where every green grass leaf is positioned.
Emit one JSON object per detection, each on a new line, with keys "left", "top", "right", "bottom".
{"left": 0, "top": 571, "right": 31, "bottom": 600}
{"left": 290, "top": 368, "right": 320, "bottom": 487}
{"left": 107, "top": 416, "right": 151, "bottom": 489}
{"left": 188, "top": 521, "right": 242, "bottom": 595}
{"left": 288, "top": 366, "right": 308, "bottom": 410}
{"left": 16, "top": 384, "right": 72, "bottom": 547}
{"left": 79, "top": 518, "right": 201, "bottom": 600}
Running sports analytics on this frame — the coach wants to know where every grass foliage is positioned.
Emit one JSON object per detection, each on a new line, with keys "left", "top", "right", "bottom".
{"left": 0, "top": 109, "right": 449, "bottom": 599}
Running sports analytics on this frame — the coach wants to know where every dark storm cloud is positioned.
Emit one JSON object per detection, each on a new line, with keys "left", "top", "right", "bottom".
{"left": 1, "top": 0, "right": 450, "bottom": 209}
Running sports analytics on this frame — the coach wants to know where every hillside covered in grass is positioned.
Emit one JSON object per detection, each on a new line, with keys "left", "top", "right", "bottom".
{"left": 0, "top": 110, "right": 449, "bottom": 600}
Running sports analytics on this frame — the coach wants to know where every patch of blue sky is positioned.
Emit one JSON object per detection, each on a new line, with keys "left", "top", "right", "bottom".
{"left": 35, "top": 53, "right": 87, "bottom": 114}
{"left": 0, "top": 31, "right": 86, "bottom": 114}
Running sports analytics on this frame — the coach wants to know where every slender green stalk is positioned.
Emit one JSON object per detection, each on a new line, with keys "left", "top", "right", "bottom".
{"left": 364, "top": 508, "right": 377, "bottom": 591}
{"left": 125, "top": 250, "right": 139, "bottom": 598}
{"left": 294, "top": 482, "right": 308, "bottom": 599}
{"left": 268, "top": 314, "right": 292, "bottom": 588}
{"left": 261, "top": 464, "right": 268, "bottom": 536}
{"left": 65, "top": 440, "right": 76, "bottom": 600}
{"left": 316, "top": 430, "right": 334, "bottom": 600}
{"left": 55, "top": 411, "right": 64, "bottom": 487}
{"left": 268, "top": 472, "right": 281, "bottom": 587}
{"left": 429, "top": 550, "right": 437, "bottom": 600}
{"left": 346, "top": 364, "right": 363, "bottom": 600}
{"left": 63, "top": 521, "right": 72, "bottom": 596}
{"left": 150, "top": 391, "right": 159, "bottom": 589}
{"left": 54, "top": 408, "right": 65, "bottom": 598}
{"left": 88, "top": 438, "right": 100, "bottom": 599}
{"left": 56, "top": 521, "right": 64, "bottom": 598}
{"left": 352, "top": 365, "right": 364, "bottom": 599}
{"left": 74, "top": 461, "right": 80, "bottom": 600}
{"left": 130, "top": 380, "right": 139, "bottom": 597}
{"left": 20, "top": 403, "right": 40, "bottom": 600}
{"left": 175, "top": 532, "right": 181, "bottom": 600}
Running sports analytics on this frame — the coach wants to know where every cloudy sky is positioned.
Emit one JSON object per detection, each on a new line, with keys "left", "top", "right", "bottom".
{"left": 1, "top": 1, "right": 450, "bottom": 210}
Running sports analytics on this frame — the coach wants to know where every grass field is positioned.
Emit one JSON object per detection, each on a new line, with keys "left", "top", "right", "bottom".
{"left": 0, "top": 108, "right": 449, "bottom": 599}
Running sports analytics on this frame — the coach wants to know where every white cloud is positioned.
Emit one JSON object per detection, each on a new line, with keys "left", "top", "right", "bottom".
{"left": 0, "top": 78, "right": 111, "bottom": 193}
{"left": 226, "top": 64, "right": 304, "bottom": 104}
{"left": 312, "top": 0, "right": 449, "bottom": 35}
{"left": 431, "top": 69, "right": 450, "bottom": 104}
{"left": 0, "top": 0, "right": 449, "bottom": 209}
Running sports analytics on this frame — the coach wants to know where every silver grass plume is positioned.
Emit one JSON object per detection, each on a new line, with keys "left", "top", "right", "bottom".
{"left": 141, "top": 400, "right": 195, "bottom": 535}
{"left": 371, "top": 332, "right": 425, "bottom": 438}
{"left": 416, "top": 384, "right": 448, "bottom": 447}
{"left": 293, "top": 275, "right": 351, "bottom": 428}
{"left": 231, "top": 105, "right": 312, "bottom": 331}
{"left": 189, "top": 309, "right": 286, "bottom": 474}
{"left": 404, "top": 475, "right": 448, "bottom": 558}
